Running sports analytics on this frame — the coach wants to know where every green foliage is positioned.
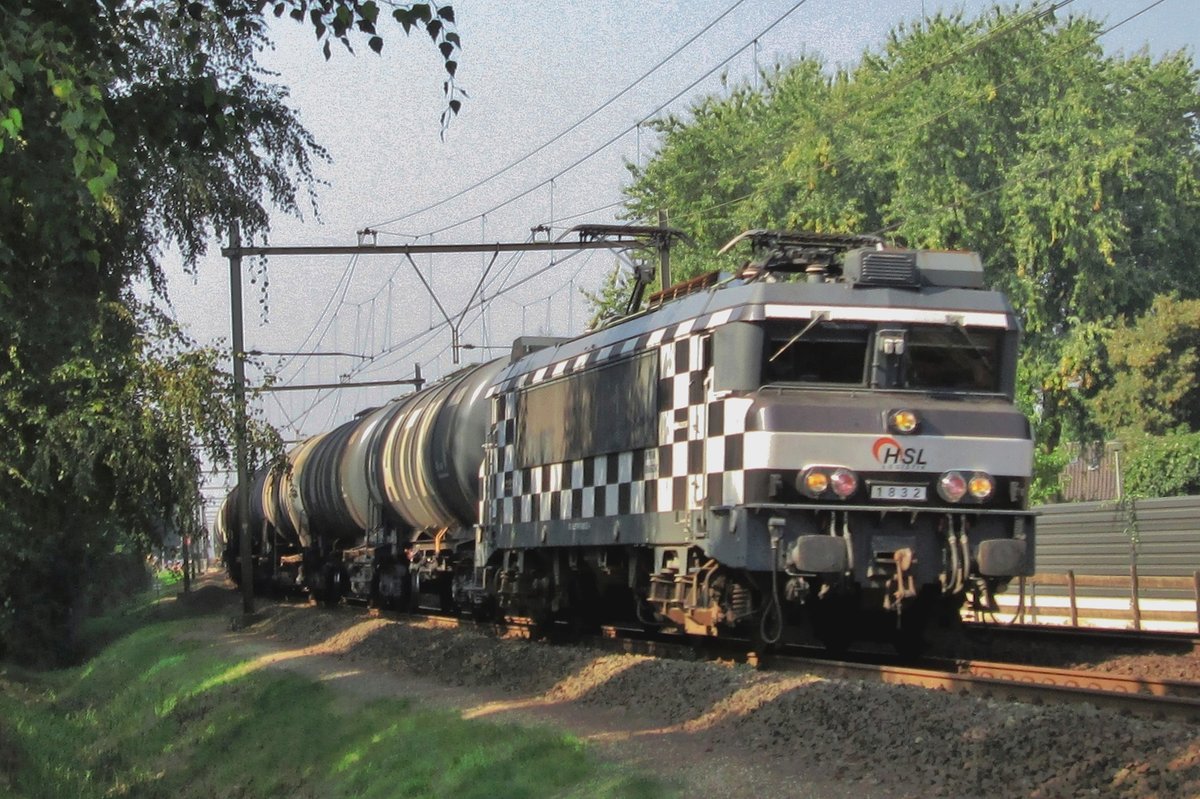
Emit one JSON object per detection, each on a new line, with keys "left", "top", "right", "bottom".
{"left": 1119, "top": 432, "right": 1200, "bottom": 499}
{"left": 0, "top": 1, "right": 460, "bottom": 663}
{"left": 0, "top": 617, "right": 671, "bottom": 799}
{"left": 580, "top": 261, "right": 637, "bottom": 329}
{"left": 1027, "top": 442, "right": 1070, "bottom": 506}
{"left": 1091, "top": 295, "right": 1200, "bottom": 435}
{"left": 620, "top": 5, "right": 1200, "bottom": 492}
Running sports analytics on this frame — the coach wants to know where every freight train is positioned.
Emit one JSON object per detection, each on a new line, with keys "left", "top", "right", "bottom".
{"left": 218, "top": 229, "right": 1036, "bottom": 652}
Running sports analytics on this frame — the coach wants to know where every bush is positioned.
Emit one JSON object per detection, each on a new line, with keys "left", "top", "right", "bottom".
{"left": 1121, "top": 431, "right": 1200, "bottom": 498}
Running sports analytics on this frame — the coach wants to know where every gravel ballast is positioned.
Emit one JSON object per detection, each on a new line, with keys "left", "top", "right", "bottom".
{"left": 221, "top": 597, "right": 1200, "bottom": 799}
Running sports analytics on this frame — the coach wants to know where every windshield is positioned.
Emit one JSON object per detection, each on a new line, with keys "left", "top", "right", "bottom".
{"left": 762, "top": 321, "right": 870, "bottom": 385}
{"left": 758, "top": 320, "right": 1003, "bottom": 392}
{"left": 904, "top": 325, "right": 1001, "bottom": 391}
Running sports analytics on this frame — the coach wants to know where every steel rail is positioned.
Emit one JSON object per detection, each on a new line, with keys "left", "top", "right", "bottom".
{"left": 329, "top": 598, "right": 1200, "bottom": 721}
{"left": 953, "top": 659, "right": 1200, "bottom": 701}
{"left": 766, "top": 655, "right": 1200, "bottom": 723}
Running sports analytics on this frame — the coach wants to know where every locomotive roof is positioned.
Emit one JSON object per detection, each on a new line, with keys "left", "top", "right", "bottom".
{"left": 490, "top": 278, "right": 1019, "bottom": 396}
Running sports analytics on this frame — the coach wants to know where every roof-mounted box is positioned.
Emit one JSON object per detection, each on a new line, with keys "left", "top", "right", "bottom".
{"left": 843, "top": 248, "right": 984, "bottom": 289}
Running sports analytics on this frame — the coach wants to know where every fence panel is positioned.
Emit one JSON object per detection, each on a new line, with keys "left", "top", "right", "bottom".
{"left": 973, "top": 497, "right": 1200, "bottom": 632}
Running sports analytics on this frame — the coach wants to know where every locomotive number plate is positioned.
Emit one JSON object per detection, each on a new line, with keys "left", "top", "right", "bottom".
{"left": 870, "top": 484, "right": 927, "bottom": 501}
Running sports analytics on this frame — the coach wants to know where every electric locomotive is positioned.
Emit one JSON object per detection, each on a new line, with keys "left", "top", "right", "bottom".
{"left": 475, "top": 231, "right": 1034, "bottom": 649}
{"left": 222, "top": 229, "right": 1035, "bottom": 652}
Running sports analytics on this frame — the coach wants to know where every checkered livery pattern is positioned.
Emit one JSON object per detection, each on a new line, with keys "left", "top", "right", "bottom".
{"left": 486, "top": 308, "right": 740, "bottom": 398}
{"left": 653, "top": 334, "right": 752, "bottom": 511}
{"left": 484, "top": 311, "right": 757, "bottom": 526}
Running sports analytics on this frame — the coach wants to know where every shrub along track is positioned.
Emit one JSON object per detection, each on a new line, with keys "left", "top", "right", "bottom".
{"left": 180, "top": 578, "right": 1200, "bottom": 799}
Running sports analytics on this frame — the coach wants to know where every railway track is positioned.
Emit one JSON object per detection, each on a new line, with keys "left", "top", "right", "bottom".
{"left": 771, "top": 652, "right": 1200, "bottom": 723}
{"left": 397, "top": 607, "right": 1200, "bottom": 723}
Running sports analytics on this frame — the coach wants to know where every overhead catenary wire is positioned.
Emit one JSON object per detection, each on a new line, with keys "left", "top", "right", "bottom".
{"left": 356, "top": 245, "right": 591, "bottom": 379}
{"left": 402, "top": 0, "right": 1068, "bottom": 242}
{"left": 278, "top": 242, "right": 528, "bottom": 422}
{"left": 663, "top": 0, "right": 1173, "bottom": 232}
{"left": 273, "top": 253, "right": 361, "bottom": 382}
{"left": 543, "top": 198, "right": 628, "bottom": 227}
{"left": 396, "top": 0, "right": 1143, "bottom": 376}
{"left": 284, "top": 246, "right": 599, "bottom": 433}
{"left": 288, "top": 262, "right": 524, "bottom": 429}
{"left": 364, "top": 0, "right": 754, "bottom": 231}
{"left": 395, "top": 0, "right": 818, "bottom": 241}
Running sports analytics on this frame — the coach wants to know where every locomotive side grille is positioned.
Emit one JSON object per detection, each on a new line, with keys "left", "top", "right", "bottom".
{"left": 858, "top": 252, "right": 918, "bottom": 286}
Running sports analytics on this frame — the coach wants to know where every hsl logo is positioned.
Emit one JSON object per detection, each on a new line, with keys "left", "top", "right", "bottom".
{"left": 873, "top": 436, "right": 927, "bottom": 466}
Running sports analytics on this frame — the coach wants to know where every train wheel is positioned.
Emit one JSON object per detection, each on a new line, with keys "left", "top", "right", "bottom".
{"left": 319, "top": 563, "right": 344, "bottom": 608}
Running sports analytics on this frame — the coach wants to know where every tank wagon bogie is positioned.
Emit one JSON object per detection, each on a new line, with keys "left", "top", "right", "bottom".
{"left": 222, "top": 230, "right": 1036, "bottom": 653}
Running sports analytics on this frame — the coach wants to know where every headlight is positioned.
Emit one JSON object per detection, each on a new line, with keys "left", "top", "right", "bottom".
{"left": 968, "top": 472, "right": 994, "bottom": 500}
{"left": 938, "top": 471, "right": 968, "bottom": 503}
{"left": 802, "top": 469, "right": 829, "bottom": 496}
{"left": 889, "top": 409, "right": 919, "bottom": 434}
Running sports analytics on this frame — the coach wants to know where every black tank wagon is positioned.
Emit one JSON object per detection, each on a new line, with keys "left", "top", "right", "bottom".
{"left": 223, "top": 230, "right": 1036, "bottom": 652}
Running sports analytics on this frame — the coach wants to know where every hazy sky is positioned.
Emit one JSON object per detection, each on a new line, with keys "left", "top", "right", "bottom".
{"left": 178, "top": 0, "right": 1198, "bottom": 508}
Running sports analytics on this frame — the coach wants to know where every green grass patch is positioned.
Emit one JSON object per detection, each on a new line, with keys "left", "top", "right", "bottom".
{"left": 155, "top": 569, "right": 184, "bottom": 588}
{"left": 0, "top": 611, "right": 674, "bottom": 798}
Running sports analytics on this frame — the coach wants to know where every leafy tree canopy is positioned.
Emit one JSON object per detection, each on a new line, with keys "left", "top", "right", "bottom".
{"left": 621, "top": 4, "right": 1200, "bottom": 495}
{"left": 0, "top": 0, "right": 460, "bottom": 662}
{"left": 1091, "top": 295, "right": 1200, "bottom": 436}
{"left": 1120, "top": 431, "right": 1200, "bottom": 499}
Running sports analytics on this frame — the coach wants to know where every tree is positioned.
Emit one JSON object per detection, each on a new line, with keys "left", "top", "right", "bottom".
{"left": 0, "top": 0, "right": 460, "bottom": 663}
{"left": 1072, "top": 295, "right": 1200, "bottom": 500}
{"left": 1091, "top": 295, "right": 1200, "bottom": 436}
{"left": 622, "top": 6, "right": 1200, "bottom": 492}
{"left": 1120, "top": 432, "right": 1200, "bottom": 499}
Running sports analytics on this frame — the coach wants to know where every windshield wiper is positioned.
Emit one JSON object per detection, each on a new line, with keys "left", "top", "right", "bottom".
{"left": 948, "top": 318, "right": 994, "bottom": 372}
{"left": 769, "top": 312, "right": 830, "bottom": 363}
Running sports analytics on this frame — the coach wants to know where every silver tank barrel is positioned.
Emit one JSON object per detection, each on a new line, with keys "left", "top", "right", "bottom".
{"left": 430, "top": 358, "right": 507, "bottom": 523}
{"left": 298, "top": 420, "right": 366, "bottom": 545}
{"left": 283, "top": 434, "right": 325, "bottom": 548}
{"left": 340, "top": 405, "right": 395, "bottom": 533}
{"left": 247, "top": 467, "right": 270, "bottom": 538}
{"left": 216, "top": 489, "right": 235, "bottom": 549}
{"left": 377, "top": 358, "right": 506, "bottom": 531}
{"left": 261, "top": 459, "right": 299, "bottom": 546}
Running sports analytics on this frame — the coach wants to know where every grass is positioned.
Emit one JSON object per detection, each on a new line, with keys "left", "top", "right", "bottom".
{"left": 0, "top": 596, "right": 675, "bottom": 799}
{"left": 155, "top": 568, "right": 184, "bottom": 588}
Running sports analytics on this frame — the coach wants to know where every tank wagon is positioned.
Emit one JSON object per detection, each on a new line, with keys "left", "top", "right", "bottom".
{"left": 223, "top": 230, "right": 1036, "bottom": 651}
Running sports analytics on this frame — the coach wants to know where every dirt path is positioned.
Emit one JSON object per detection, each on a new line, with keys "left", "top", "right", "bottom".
{"left": 176, "top": 585, "right": 864, "bottom": 799}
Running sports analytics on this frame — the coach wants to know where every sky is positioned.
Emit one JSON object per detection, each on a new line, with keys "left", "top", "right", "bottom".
{"left": 176, "top": 0, "right": 1199, "bottom": 515}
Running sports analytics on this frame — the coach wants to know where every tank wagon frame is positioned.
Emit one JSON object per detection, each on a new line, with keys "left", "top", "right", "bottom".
{"left": 221, "top": 229, "right": 1036, "bottom": 652}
